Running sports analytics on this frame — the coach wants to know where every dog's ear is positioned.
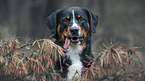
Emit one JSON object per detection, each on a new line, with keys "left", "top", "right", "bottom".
{"left": 45, "top": 9, "right": 61, "bottom": 37}
{"left": 83, "top": 8, "right": 99, "bottom": 33}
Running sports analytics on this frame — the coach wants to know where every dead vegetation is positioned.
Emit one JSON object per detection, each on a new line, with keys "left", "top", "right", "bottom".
{"left": 0, "top": 38, "right": 144, "bottom": 81}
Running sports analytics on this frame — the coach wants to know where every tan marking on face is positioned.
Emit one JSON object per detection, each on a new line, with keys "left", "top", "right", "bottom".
{"left": 80, "top": 29, "right": 86, "bottom": 49}
{"left": 77, "top": 15, "right": 80, "bottom": 18}
{"left": 57, "top": 25, "right": 60, "bottom": 33}
{"left": 58, "top": 25, "right": 70, "bottom": 43}
{"left": 80, "top": 23, "right": 90, "bottom": 49}
{"left": 67, "top": 16, "right": 70, "bottom": 19}
{"left": 87, "top": 23, "right": 90, "bottom": 33}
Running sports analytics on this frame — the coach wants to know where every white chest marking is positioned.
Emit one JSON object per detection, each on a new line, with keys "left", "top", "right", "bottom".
{"left": 66, "top": 44, "right": 83, "bottom": 80}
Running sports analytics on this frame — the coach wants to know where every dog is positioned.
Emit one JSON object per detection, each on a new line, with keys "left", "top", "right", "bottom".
{"left": 46, "top": 7, "right": 98, "bottom": 80}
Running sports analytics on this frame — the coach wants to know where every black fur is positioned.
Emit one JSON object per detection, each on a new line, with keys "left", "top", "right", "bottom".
{"left": 46, "top": 7, "right": 98, "bottom": 78}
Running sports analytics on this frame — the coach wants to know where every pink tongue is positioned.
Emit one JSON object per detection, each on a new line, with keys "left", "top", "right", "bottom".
{"left": 64, "top": 38, "right": 70, "bottom": 49}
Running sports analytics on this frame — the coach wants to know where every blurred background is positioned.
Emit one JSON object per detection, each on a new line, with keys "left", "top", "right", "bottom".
{"left": 0, "top": 0, "right": 145, "bottom": 54}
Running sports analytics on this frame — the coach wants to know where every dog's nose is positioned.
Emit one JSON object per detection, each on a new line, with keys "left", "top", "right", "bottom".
{"left": 69, "top": 27, "right": 79, "bottom": 35}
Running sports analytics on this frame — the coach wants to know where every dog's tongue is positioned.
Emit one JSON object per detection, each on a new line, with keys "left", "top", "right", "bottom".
{"left": 64, "top": 38, "right": 70, "bottom": 49}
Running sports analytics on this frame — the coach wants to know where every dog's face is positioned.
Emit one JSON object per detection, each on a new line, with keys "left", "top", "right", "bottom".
{"left": 57, "top": 8, "right": 91, "bottom": 44}
{"left": 46, "top": 7, "right": 98, "bottom": 49}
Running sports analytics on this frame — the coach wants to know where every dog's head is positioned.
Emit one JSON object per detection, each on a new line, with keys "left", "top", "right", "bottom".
{"left": 46, "top": 7, "right": 98, "bottom": 49}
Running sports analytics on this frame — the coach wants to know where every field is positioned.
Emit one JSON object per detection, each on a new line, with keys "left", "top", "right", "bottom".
{"left": 0, "top": 38, "right": 144, "bottom": 81}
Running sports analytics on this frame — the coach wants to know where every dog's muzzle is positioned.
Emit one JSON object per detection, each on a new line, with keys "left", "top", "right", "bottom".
{"left": 64, "top": 27, "right": 84, "bottom": 49}
{"left": 69, "top": 27, "right": 82, "bottom": 44}
{"left": 69, "top": 27, "right": 79, "bottom": 36}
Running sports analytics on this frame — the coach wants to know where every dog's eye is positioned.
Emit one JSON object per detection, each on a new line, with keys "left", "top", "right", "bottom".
{"left": 63, "top": 19, "right": 69, "bottom": 23}
{"left": 79, "top": 18, "right": 85, "bottom": 22}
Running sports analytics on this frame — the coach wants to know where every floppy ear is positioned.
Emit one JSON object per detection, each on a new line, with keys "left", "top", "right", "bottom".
{"left": 89, "top": 12, "right": 98, "bottom": 33}
{"left": 45, "top": 9, "right": 61, "bottom": 37}
{"left": 83, "top": 9, "right": 99, "bottom": 33}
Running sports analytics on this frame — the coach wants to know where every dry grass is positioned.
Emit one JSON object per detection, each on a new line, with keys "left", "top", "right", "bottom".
{"left": 0, "top": 38, "right": 144, "bottom": 81}
{"left": 95, "top": 41, "right": 144, "bottom": 81}
{"left": 0, "top": 38, "right": 65, "bottom": 81}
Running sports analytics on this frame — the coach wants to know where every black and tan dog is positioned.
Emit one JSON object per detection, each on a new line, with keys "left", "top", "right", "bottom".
{"left": 46, "top": 7, "right": 98, "bottom": 80}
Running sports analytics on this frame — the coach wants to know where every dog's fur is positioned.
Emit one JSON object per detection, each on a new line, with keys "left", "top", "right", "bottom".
{"left": 46, "top": 7, "right": 98, "bottom": 80}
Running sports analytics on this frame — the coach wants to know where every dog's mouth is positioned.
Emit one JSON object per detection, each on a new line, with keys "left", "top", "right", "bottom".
{"left": 64, "top": 36, "right": 84, "bottom": 49}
